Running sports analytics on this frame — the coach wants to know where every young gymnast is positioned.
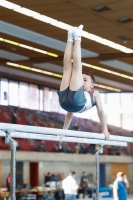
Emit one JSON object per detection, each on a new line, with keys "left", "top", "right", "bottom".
{"left": 57, "top": 25, "right": 110, "bottom": 140}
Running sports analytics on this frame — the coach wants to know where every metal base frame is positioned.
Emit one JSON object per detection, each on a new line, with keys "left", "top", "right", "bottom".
{"left": 93, "top": 145, "right": 103, "bottom": 200}
{"left": 5, "top": 129, "right": 16, "bottom": 200}
{"left": 0, "top": 123, "right": 129, "bottom": 200}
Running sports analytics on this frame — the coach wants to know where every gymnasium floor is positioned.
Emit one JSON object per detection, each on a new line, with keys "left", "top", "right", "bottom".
{"left": 87, "top": 195, "right": 133, "bottom": 200}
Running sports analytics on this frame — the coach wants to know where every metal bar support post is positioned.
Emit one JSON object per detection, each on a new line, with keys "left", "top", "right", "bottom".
{"left": 94, "top": 145, "right": 103, "bottom": 200}
{"left": 5, "top": 129, "right": 16, "bottom": 200}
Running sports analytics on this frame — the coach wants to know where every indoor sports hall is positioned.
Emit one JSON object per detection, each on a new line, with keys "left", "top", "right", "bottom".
{"left": 0, "top": 0, "right": 133, "bottom": 200}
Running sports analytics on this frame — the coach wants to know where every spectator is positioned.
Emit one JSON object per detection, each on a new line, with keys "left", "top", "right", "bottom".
{"left": 11, "top": 107, "right": 18, "bottom": 124}
{"left": 80, "top": 172, "right": 88, "bottom": 198}
{"left": 79, "top": 144, "right": 87, "bottom": 154}
{"left": 26, "top": 119, "right": 33, "bottom": 126}
{"left": 55, "top": 176, "right": 64, "bottom": 200}
{"left": 107, "top": 145, "right": 112, "bottom": 155}
{"left": 26, "top": 119, "right": 35, "bottom": 146}
{"left": 73, "top": 124, "right": 79, "bottom": 131}
{"left": 21, "top": 180, "right": 31, "bottom": 190}
{"left": 62, "top": 171, "right": 78, "bottom": 200}
{"left": 75, "top": 143, "right": 87, "bottom": 154}
{"left": 52, "top": 142, "right": 63, "bottom": 153}
{"left": 35, "top": 140, "right": 46, "bottom": 152}
{"left": 45, "top": 172, "right": 51, "bottom": 184}
{"left": 88, "top": 144, "right": 96, "bottom": 154}
{"left": 113, "top": 172, "right": 128, "bottom": 200}
{"left": 75, "top": 143, "right": 81, "bottom": 154}
{"left": 122, "top": 174, "right": 129, "bottom": 189}
{"left": 58, "top": 142, "right": 63, "bottom": 152}
{"left": 17, "top": 180, "right": 31, "bottom": 200}
{"left": 115, "top": 149, "right": 121, "bottom": 155}
{"left": 62, "top": 142, "right": 72, "bottom": 153}
{"left": 6, "top": 173, "right": 11, "bottom": 191}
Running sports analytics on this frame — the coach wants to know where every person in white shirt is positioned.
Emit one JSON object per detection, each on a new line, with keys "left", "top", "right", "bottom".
{"left": 113, "top": 172, "right": 129, "bottom": 200}
{"left": 62, "top": 171, "right": 78, "bottom": 200}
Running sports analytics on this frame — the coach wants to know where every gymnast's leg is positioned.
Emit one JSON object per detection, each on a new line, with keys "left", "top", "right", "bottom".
{"left": 60, "top": 30, "right": 73, "bottom": 91}
{"left": 69, "top": 25, "right": 84, "bottom": 91}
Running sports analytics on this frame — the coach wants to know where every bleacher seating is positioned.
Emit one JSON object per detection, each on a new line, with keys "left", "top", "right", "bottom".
{"left": 0, "top": 105, "right": 132, "bottom": 154}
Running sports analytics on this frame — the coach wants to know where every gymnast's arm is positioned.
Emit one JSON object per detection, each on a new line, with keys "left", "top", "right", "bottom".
{"left": 94, "top": 91, "right": 110, "bottom": 140}
{"left": 113, "top": 188, "right": 118, "bottom": 200}
{"left": 63, "top": 112, "right": 73, "bottom": 129}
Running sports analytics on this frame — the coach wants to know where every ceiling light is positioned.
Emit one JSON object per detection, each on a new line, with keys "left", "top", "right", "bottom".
{"left": 31, "top": 68, "right": 42, "bottom": 73}
{"left": 82, "top": 62, "right": 133, "bottom": 80}
{"left": 118, "top": 36, "right": 131, "bottom": 41}
{"left": 118, "top": 17, "right": 133, "bottom": 23}
{"left": 33, "top": 48, "right": 47, "bottom": 54}
{"left": 19, "top": 44, "right": 33, "bottom": 50}
{"left": 6, "top": 62, "right": 58, "bottom": 77}
{"left": 40, "top": 15, "right": 57, "bottom": 24}
{"left": 7, "top": 62, "right": 19, "bottom": 67}
{"left": 19, "top": 65, "right": 31, "bottom": 70}
{"left": 14, "top": 7, "right": 41, "bottom": 18}
{"left": 47, "top": 52, "right": 58, "bottom": 57}
{"left": 1, "top": 33, "right": 132, "bottom": 81}
{"left": 0, "top": 36, "right": 58, "bottom": 57}
{"left": 41, "top": 71, "right": 53, "bottom": 75}
{"left": 53, "top": 73, "right": 62, "bottom": 78}
{"left": 82, "top": 34, "right": 133, "bottom": 53}
{"left": 1, "top": 0, "right": 133, "bottom": 53}
{"left": 4, "top": 39, "right": 19, "bottom": 46}
{"left": 52, "top": 21, "right": 72, "bottom": 30}
{"left": 93, "top": 5, "right": 111, "bottom": 12}
{"left": 71, "top": 60, "right": 133, "bottom": 80}
{"left": 0, "top": 0, "right": 20, "bottom": 9}
{"left": 95, "top": 84, "right": 121, "bottom": 92}
{"left": 6, "top": 62, "right": 121, "bottom": 91}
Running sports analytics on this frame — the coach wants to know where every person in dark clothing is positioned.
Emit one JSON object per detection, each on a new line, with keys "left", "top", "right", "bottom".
{"left": 26, "top": 119, "right": 33, "bottom": 126}
{"left": 88, "top": 144, "right": 96, "bottom": 154}
{"left": 11, "top": 108, "right": 18, "bottom": 124}
{"left": 45, "top": 172, "right": 51, "bottom": 184}
{"left": 52, "top": 142, "right": 63, "bottom": 152}
{"left": 35, "top": 140, "right": 46, "bottom": 152}
{"left": 80, "top": 172, "right": 88, "bottom": 198}
{"left": 26, "top": 119, "right": 35, "bottom": 146}
{"left": 55, "top": 176, "right": 64, "bottom": 200}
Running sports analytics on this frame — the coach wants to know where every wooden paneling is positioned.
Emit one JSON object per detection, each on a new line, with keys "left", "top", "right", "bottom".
{"left": 107, "top": 0, "right": 133, "bottom": 11}
{"left": 0, "top": 0, "right": 133, "bottom": 91}
{"left": 111, "top": 163, "right": 129, "bottom": 183}
{"left": 68, "top": 0, "right": 116, "bottom": 8}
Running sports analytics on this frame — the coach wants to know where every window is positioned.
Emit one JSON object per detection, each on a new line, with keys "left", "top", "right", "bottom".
{"left": 121, "top": 93, "right": 133, "bottom": 130}
{"left": 50, "top": 89, "right": 60, "bottom": 112}
{"left": 19, "top": 82, "right": 29, "bottom": 108}
{"left": 106, "top": 93, "right": 120, "bottom": 114}
{"left": 106, "top": 93, "right": 121, "bottom": 127}
{"left": 121, "top": 93, "right": 133, "bottom": 114}
{"left": 44, "top": 87, "right": 50, "bottom": 112}
{"left": 9, "top": 81, "right": 19, "bottom": 106}
{"left": 0, "top": 77, "right": 132, "bottom": 130}
{"left": 122, "top": 114, "right": 133, "bottom": 131}
{"left": 29, "top": 84, "right": 39, "bottom": 110}
{"left": 39, "top": 89, "right": 43, "bottom": 111}
{"left": 0, "top": 78, "right": 8, "bottom": 105}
